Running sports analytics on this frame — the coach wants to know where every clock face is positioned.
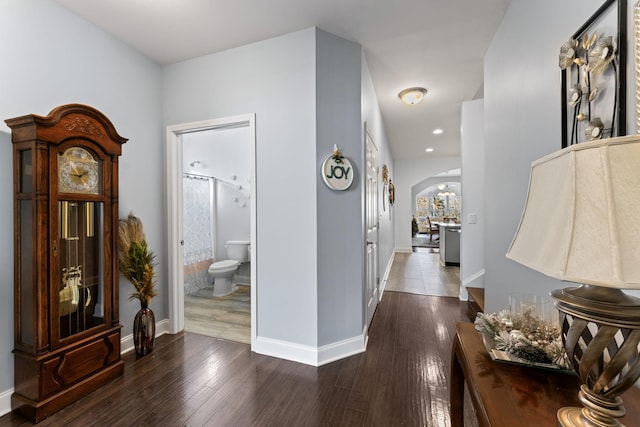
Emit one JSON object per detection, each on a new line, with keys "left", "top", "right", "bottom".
{"left": 58, "top": 147, "right": 100, "bottom": 194}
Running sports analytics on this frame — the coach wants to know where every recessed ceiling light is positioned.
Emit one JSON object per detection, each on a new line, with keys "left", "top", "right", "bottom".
{"left": 398, "top": 87, "right": 427, "bottom": 105}
{"left": 433, "top": 128, "right": 443, "bottom": 135}
{"left": 425, "top": 148, "right": 434, "bottom": 152}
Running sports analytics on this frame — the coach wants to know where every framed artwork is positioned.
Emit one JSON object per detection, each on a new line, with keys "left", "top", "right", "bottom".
{"left": 560, "top": 0, "right": 627, "bottom": 148}
{"left": 635, "top": 0, "right": 640, "bottom": 131}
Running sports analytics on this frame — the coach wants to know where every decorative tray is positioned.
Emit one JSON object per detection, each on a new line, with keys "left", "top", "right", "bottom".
{"left": 480, "top": 334, "right": 574, "bottom": 374}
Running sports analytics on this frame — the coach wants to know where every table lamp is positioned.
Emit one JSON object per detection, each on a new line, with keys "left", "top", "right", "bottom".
{"left": 506, "top": 135, "right": 640, "bottom": 427}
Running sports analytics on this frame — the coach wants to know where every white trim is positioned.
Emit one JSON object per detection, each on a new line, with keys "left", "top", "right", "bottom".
{"left": 0, "top": 387, "right": 12, "bottom": 418}
{"left": 166, "top": 124, "right": 184, "bottom": 334}
{"left": 460, "top": 269, "right": 485, "bottom": 301}
{"left": 0, "top": 317, "right": 172, "bottom": 418}
{"left": 318, "top": 335, "right": 366, "bottom": 365}
{"left": 395, "top": 247, "right": 413, "bottom": 254}
{"left": 253, "top": 337, "right": 319, "bottom": 366}
{"left": 462, "top": 268, "right": 485, "bottom": 288}
{"left": 0, "top": 319, "right": 362, "bottom": 418}
{"left": 253, "top": 334, "right": 366, "bottom": 367}
{"left": 378, "top": 250, "right": 396, "bottom": 299}
{"left": 166, "top": 115, "right": 257, "bottom": 348}
{"left": 120, "top": 318, "right": 171, "bottom": 355}
{"left": 362, "top": 323, "right": 370, "bottom": 348}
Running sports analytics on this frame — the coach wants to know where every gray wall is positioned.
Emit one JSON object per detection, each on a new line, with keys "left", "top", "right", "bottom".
{"left": 362, "top": 55, "right": 395, "bottom": 293}
{"left": 164, "top": 28, "right": 396, "bottom": 353}
{"left": 484, "top": 0, "right": 639, "bottom": 312}
{"left": 316, "top": 30, "right": 364, "bottom": 345}
{"left": 461, "top": 99, "right": 485, "bottom": 291}
{"left": 0, "top": 0, "right": 163, "bottom": 405}
{"left": 164, "top": 28, "right": 319, "bottom": 346}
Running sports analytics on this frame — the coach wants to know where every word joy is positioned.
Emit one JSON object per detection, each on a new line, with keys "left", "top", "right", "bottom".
{"left": 326, "top": 164, "right": 351, "bottom": 180}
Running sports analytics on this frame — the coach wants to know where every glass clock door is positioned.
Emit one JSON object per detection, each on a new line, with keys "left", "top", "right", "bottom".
{"left": 58, "top": 200, "right": 105, "bottom": 338}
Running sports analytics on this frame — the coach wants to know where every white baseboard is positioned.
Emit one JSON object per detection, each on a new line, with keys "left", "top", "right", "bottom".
{"left": 395, "top": 247, "right": 413, "bottom": 254}
{"left": 121, "top": 318, "right": 171, "bottom": 354}
{"left": 0, "top": 386, "right": 12, "bottom": 418}
{"left": 462, "top": 269, "right": 485, "bottom": 288}
{"left": 379, "top": 251, "right": 396, "bottom": 299}
{"left": 318, "top": 335, "right": 366, "bottom": 365}
{"left": 0, "top": 318, "right": 365, "bottom": 417}
{"left": 0, "top": 318, "right": 172, "bottom": 418}
{"left": 252, "top": 334, "right": 366, "bottom": 367}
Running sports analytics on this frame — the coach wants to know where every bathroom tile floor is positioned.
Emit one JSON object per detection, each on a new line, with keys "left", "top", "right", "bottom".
{"left": 183, "top": 248, "right": 459, "bottom": 344}
{"left": 184, "top": 285, "right": 251, "bottom": 344}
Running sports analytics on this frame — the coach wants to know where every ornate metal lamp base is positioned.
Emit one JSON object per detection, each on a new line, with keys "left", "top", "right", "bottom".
{"left": 557, "top": 384, "right": 626, "bottom": 427}
{"left": 552, "top": 285, "right": 640, "bottom": 427}
{"left": 557, "top": 407, "right": 624, "bottom": 427}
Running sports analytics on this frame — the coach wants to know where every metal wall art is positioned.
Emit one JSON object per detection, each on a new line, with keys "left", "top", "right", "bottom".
{"left": 381, "top": 164, "right": 388, "bottom": 211}
{"left": 559, "top": 0, "right": 627, "bottom": 147}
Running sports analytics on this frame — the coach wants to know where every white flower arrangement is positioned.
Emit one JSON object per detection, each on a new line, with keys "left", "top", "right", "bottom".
{"left": 474, "top": 306, "right": 571, "bottom": 370}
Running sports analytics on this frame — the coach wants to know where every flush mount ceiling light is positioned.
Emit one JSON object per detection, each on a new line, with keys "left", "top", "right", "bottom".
{"left": 425, "top": 147, "right": 434, "bottom": 152}
{"left": 433, "top": 128, "right": 444, "bottom": 135}
{"left": 398, "top": 87, "right": 427, "bottom": 105}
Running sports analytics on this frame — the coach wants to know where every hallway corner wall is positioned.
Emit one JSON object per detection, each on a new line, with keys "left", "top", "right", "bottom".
{"left": 315, "top": 29, "right": 364, "bottom": 347}
{"left": 461, "top": 98, "right": 485, "bottom": 294}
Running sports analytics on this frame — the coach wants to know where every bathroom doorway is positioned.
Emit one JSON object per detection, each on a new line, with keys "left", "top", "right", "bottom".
{"left": 166, "top": 114, "right": 256, "bottom": 347}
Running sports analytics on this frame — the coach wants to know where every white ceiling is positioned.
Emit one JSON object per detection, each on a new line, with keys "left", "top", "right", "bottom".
{"left": 55, "top": 0, "right": 510, "bottom": 160}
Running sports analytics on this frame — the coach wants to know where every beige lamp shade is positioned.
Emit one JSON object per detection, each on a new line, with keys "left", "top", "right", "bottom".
{"left": 506, "top": 135, "right": 640, "bottom": 289}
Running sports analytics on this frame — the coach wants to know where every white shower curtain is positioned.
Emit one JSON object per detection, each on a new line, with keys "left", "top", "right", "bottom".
{"left": 183, "top": 174, "right": 214, "bottom": 293}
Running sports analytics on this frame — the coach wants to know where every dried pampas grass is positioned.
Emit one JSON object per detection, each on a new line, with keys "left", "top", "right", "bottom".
{"left": 118, "top": 213, "right": 157, "bottom": 306}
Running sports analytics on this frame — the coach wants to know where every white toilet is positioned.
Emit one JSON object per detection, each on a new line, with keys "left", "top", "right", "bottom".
{"left": 208, "top": 240, "right": 250, "bottom": 296}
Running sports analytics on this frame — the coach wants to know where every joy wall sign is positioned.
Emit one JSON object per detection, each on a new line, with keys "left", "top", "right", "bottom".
{"left": 322, "top": 145, "right": 353, "bottom": 191}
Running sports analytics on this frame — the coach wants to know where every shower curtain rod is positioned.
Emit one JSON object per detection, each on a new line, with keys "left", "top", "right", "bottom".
{"left": 183, "top": 172, "right": 209, "bottom": 180}
{"left": 183, "top": 172, "right": 250, "bottom": 197}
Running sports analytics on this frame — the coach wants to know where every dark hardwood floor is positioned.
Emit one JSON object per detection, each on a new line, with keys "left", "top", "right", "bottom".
{"left": 1, "top": 251, "right": 472, "bottom": 426}
{"left": 0, "top": 290, "right": 473, "bottom": 427}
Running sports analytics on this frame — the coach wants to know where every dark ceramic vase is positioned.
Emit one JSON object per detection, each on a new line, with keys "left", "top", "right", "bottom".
{"left": 133, "top": 303, "right": 155, "bottom": 356}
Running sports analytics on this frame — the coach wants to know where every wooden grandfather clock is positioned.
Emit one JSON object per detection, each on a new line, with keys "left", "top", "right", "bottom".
{"left": 6, "top": 104, "right": 127, "bottom": 422}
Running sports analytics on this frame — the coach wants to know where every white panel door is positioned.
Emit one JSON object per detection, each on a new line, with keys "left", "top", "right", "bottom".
{"left": 365, "top": 131, "right": 379, "bottom": 329}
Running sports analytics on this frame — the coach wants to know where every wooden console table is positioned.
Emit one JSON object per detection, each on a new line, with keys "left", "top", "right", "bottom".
{"left": 450, "top": 322, "right": 640, "bottom": 427}
{"left": 466, "top": 287, "right": 484, "bottom": 322}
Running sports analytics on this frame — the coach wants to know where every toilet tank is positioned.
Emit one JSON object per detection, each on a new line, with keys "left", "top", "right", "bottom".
{"left": 226, "top": 240, "right": 250, "bottom": 262}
